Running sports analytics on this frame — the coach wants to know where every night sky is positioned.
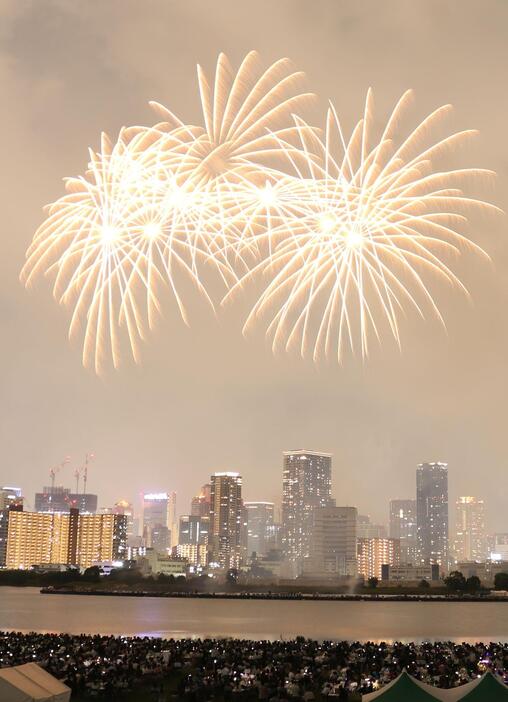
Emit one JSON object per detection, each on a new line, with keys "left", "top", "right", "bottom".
{"left": 1, "top": 1, "right": 507, "bottom": 531}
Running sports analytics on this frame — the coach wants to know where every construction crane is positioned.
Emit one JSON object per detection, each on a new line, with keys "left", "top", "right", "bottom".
{"left": 49, "top": 456, "right": 70, "bottom": 490}
{"left": 74, "top": 453, "right": 95, "bottom": 495}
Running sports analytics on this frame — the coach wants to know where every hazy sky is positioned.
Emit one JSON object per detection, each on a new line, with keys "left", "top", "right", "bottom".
{"left": 1, "top": 1, "right": 507, "bottom": 530}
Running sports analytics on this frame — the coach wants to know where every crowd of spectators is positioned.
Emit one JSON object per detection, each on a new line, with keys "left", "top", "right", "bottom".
{"left": 1, "top": 632, "right": 508, "bottom": 700}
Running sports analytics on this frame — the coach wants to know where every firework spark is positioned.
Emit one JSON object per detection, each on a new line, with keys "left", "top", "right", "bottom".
{"left": 21, "top": 52, "right": 311, "bottom": 372}
{"left": 231, "top": 89, "right": 498, "bottom": 362}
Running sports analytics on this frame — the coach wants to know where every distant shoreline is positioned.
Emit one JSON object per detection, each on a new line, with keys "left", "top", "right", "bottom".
{"left": 39, "top": 587, "right": 508, "bottom": 602}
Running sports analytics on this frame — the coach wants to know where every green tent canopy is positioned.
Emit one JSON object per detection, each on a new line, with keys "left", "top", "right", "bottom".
{"left": 363, "top": 671, "right": 508, "bottom": 702}
{"left": 451, "top": 672, "right": 508, "bottom": 701}
{"left": 362, "top": 671, "right": 441, "bottom": 701}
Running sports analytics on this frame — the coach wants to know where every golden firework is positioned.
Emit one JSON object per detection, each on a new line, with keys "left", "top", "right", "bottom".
{"left": 232, "top": 89, "right": 498, "bottom": 361}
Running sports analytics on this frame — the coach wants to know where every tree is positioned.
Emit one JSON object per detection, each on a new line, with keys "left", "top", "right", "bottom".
{"left": 466, "top": 575, "right": 481, "bottom": 593}
{"left": 444, "top": 570, "right": 466, "bottom": 592}
{"left": 367, "top": 576, "right": 379, "bottom": 589}
{"left": 494, "top": 572, "right": 508, "bottom": 590}
{"left": 83, "top": 566, "right": 101, "bottom": 582}
{"left": 419, "top": 579, "right": 430, "bottom": 590}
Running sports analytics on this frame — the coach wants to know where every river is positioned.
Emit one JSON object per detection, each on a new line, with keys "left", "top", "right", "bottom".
{"left": 1, "top": 588, "right": 507, "bottom": 642}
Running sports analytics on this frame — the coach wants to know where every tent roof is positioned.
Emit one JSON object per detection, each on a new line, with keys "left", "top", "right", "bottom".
{"left": 0, "top": 663, "right": 70, "bottom": 702}
{"left": 457, "top": 672, "right": 508, "bottom": 701}
{"left": 363, "top": 672, "right": 508, "bottom": 702}
{"left": 363, "top": 671, "right": 441, "bottom": 701}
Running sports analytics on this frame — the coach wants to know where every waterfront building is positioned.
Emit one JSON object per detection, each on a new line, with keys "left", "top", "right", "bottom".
{"left": 381, "top": 563, "right": 440, "bottom": 583}
{"left": 34, "top": 486, "right": 98, "bottom": 514}
{"left": 209, "top": 472, "right": 243, "bottom": 569}
{"left": 191, "top": 484, "right": 212, "bottom": 518}
{"left": 389, "top": 499, "right": 417, "bottom": 564}
{"left": 5, "top": 509, "right": 126, "bottom": 569}
{"left": 282, "top": 450, "right": 333, "bottom": 575}
{"left": 357, "top": 537, "right": 400, "bottom": 581}
{"left": 76, "top": 512, "right": 127, "bottom": 567}
{"left": 491, "top": 533, "right": 508, "bottom": 561}
{"left": 454, "top": 496, "right": 486, "bottom": 562}
{"left": 357, "top": 515, "right": 387, "bottom": 539}
{"left": 302, "top": 506, "right": 358, "bottom": 578}
{"left": 244, "top": 502, "right": 275, "bottom": 558}
{"left": 139, "top": 549, "right": 187, "bottom": 577}
{"left": 142, "top": 491, "right": 177, "bottom": 551}
{"left": 416, "top": 462, "right": 448, "bottom": 569}
{"left": 173, "top": 543, "right": 208, "bottom": 567}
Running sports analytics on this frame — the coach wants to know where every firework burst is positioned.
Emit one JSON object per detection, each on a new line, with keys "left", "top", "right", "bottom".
{"left": 232, "top": 89, "right": 498, "bottom": 361}
{"left": 21, "top": 52, "right": 311, "bottom": 371}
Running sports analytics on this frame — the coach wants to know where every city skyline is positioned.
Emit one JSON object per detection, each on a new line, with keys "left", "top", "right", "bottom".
{"left": 2, "top": 450, "right": 499, "bottom": 542}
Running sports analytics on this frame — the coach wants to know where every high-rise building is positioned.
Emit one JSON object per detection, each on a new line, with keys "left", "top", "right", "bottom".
{"left": 0, "top": 486, "right": 23, "bottom": 511}
{"left": 389, "top": 499, "right": 417, "bottom": 564}
{"left": 244, "top": 502, "right": 275, "bottom": 558}
{"left": 191, "top": 484, "right": 212, "bottom": 518}
{"left": 303, "top": 506, "right": 358, "bottom": 578}
{"left": 179, "top": 515, "right": 209, "bottom": 546}
{"left": 358, "top": 537, "right": 401, "bottom": 580}
{"left": 102, "top": 500, "right": 135, "bottom": 541}
{"left": 454, "top": 496, "right": 486, "bottom": 562}
{"left": 357, "top": 515, "right": 387, "bottom": 539}
{"left": 416, "top": 462, "right": 448, "bottom": 569}
{"left": 77, "top": 512, "right": 127, "bottom": 567}
{"left": 34, "top": 486, "right": 97, "bottom": 514}
{"left": 282, "top": 450, "right": 333, "bottom": 575}
{"left": 5, "top": 509, "right": 126, "bottom": 569}
{"left": 142, "top": 492, "right": 177, "bottom": 551}
{"left": 209, "top": 472, "right": 243, "bottom": 570}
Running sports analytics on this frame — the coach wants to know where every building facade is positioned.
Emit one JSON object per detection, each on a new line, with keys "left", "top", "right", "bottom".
{"left": 244, "top": 502, "right": 275, "bottom": 558}
{"left": 357, "top": 537, "right": 400, "bottom": 581}
{"left": 416, "top": 462, "right": 448, "bottom": 569}
{"left": 357, "top": 515, "right": 387, "bottom": 539}
{"left": 454, "top": 496, "right": 486, "bottom": 562}
{"left": 179, "top": 515, "right": 209, "bottom": 546}
{"left": 142, "top": 492, "right": 177, "bottom": 551}
{"left": 302, "top": 505, "right": 357, "bottom": 579}
{"left": 191, "top": 484, "right": 212, "bottom": 518}
{"left": 5, "top": 509, "right": 126, "bottom": 569}
{"left": 34, "top": 486, "right": 98, "bottom": 514}
{"left": 389, "top": 499, "right": 417, "bottom": 564}
{"left": 0, "top": 486, "right": 23, "bottom": 511}
{"left": 282, "top": 450, "right": 333, "bottom": 575}
{"left": 209, "top": 472, "right": 243, "bottom": 570}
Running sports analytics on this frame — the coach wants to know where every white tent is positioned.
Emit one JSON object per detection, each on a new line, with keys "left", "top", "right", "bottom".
{"left": 0, "top": 662, "right": 71, "bottom": 702}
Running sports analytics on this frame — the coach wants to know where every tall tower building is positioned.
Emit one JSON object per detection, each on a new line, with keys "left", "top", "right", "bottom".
{"left": 454, "top": 496, "right": 486, "bottom": 562}
{"left": 142, "top": 492, "right": 177, "bottom": 551}
{"left": 209, "top": 472, "right": 243, "bottom": 570}
{"left": 244, "top": 502, "right": 275, "bottom": 558}
{"left": 416, "top": 462, "right": 448, "bottom": 569}
{"left": 389, "top": 499, "right": 417, "bottom": 564}
{"left": 282, "top": 450, "right": 333, "bottom": 575}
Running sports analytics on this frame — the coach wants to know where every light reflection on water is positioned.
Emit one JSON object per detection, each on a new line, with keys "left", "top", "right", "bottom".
{"left": 1, "top": 588, "right": 507, "bottom": 643}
